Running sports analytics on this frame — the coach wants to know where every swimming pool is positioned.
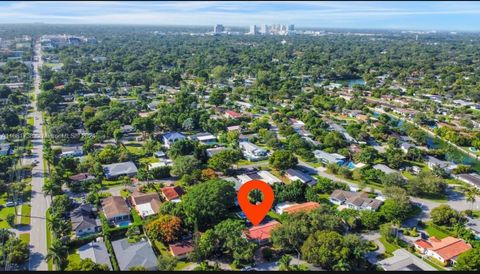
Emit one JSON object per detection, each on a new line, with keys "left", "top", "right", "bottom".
{"left": 117, "top": 221, "right": 131, "bottom": 228}
{"left": 345, "top": 161, "right": 356, "bottom": 169}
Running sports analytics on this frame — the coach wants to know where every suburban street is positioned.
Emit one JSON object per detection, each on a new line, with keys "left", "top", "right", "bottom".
{"left": 295, "top": 159, "right": 480, "bottom": 220}
{"left": 28, "top": 39, "right": 50, "bottom": 271}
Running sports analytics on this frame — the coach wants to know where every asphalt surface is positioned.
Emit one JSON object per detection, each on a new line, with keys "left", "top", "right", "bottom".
{"left": 28, "top": 40, "right": 50, "bottom": 271}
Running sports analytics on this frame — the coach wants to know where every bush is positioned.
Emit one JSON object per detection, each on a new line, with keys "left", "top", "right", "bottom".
{"left": 6, "top": 213, "right": 15, "bottom": 227}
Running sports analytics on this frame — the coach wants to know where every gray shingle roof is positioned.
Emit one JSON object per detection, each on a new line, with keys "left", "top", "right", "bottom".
{"left": 102, "top": 161, "right": 138, "bottom": 177}
{"left": 70, "top": 204, "right": 100, "bottom": 232}
{"left": 79, "top": 241, "right": 112, "bottom": 270}
{"left": 111, "top": 238, "right": 158, "bottom": 270}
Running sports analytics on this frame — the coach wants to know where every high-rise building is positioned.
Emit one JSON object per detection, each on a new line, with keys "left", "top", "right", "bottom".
{"left": 288, "top": 24, "right": 295, "bottom": 31}
{"left": 249, "top": 25, "right": 258, "bottom": 35}
{"left": 260, "top": 24, "right": 269, "bottom": 34}
{"left": 213, "top": 24, "right": 224, "bottom": 33}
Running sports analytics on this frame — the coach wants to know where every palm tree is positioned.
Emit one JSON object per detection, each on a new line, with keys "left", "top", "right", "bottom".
{"left": 46, "top": 240, "right": 68, "bottom": 270}
{"left": 463, "top": 186, "right": 480, "bottom": 211}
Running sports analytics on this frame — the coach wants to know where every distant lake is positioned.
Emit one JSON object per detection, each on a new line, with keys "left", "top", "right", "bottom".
{"left": 338, "top": 78, "right": 366, "bottom": 88}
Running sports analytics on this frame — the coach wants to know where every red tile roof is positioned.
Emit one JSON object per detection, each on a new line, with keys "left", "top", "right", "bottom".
{"left": 283, "top": 202, "right": 320, "bottom": 214}
{"left": 169, "top": 240, "right": 194, "bottom": 257}
{"left": 415, "top": 236, "right": 472, "bottom": 261}
{"left": 161, "top": 186, "right": 185, "bottom": 201}
{"left": 243, "top": 221, "right": 280, "bottom": 242}
{"left": 225, "top": 110, "right": 241, "bottom": 119}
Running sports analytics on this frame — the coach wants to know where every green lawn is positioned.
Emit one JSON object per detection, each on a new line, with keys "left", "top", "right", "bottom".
{"left": 19, "top": 233, "right": 30, "bottom": 244}
{"left": 67, "top": 249, "right": 81, "bottom": 268}
{"left": 423, "top": 222, "right": 451, "bottom": 239}
{"left": 174, "top": 261, "right": 192, "bottom": 270}
{"left": 131, "top": 209, "right": 143, "bottom": 225}
{"left": 20, "top": 204, "right": 31, "bottom": 225}
{"left": 379, "top": 237, "right": 400, "bottom": 254}
{"left": 120, "top": 189, "right": 130, "bottom": 198}
{"left": 46, "top": 210, "right": 53, "bottom": 270}
{"left": 0, "top": 205, "right": 15, "bottom": 228}
{"left": 236, "top": 159, "right": 268, "bottom": 166}
{"left": 102, "top": 179, "right": 124, "bottom": 187}
{"left": 125, "top": 143, "right": 144, "bottom": 156}
{"left": 27, "top": 117, "right": 34, "bottom": 126}
{"left": 153, "top": 240, "right": 171, "bottom": 257}
{"left": 139, "top": 156, "right": 158, "bottom": 165}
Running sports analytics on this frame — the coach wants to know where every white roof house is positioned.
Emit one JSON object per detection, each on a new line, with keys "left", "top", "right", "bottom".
{"left": 373, "top": 164, "right": 397, "bottom": 175}
{"left": 0, "top": 143, "right": 10, "bottom": 156}
{"left": 313, "top": 150, "right": 346, "bottom": 165}
{"left": 162, "top": 132, "right": 186, "bottom": 148}
{"left": 377, "top": 248, "right": 436, "bottom": 271}
{"left": 239, "top": 141, "right": 268, "bottom": 161}
{"left": 103, "top": 161, "right": 138, "bottom": 179}
{"left": 426, "top": 156, "right": 457, "bottom": 172}
{"left": 60, "top": 145, "right": 83, "bottom": 158}
{"left": 285, "top": 168, "right": 316, "bottom": 185}
{"left": 237, "top": 170, "right": 282, "bottom": 185}
{"left": 190, "top": 132, "right": 217, "bottom": 145}
{"left": 79, "top": 240, "right": 112, "bottom": 270}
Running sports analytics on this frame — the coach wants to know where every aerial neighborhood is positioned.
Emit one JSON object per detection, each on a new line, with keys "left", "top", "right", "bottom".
{"left": 2, "top": 19, "right": 480, "bottom": 272}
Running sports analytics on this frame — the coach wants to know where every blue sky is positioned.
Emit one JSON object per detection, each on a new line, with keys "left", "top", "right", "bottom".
{"left": 1, "top": 1, "right": 480, "bottom": 31}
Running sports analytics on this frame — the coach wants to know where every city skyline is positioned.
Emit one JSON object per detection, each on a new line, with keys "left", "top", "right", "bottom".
{"left": 1, "top": 1, "right": 480, "bottom": 31}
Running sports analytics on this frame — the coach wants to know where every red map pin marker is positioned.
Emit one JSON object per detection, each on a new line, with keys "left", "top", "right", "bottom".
{"left": 237, "top": 179, "right": 274, "bottom": 226}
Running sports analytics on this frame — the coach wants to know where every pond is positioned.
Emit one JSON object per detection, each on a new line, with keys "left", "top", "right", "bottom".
{"left": 392, "top": 116, "right": 480, "bottom": 172}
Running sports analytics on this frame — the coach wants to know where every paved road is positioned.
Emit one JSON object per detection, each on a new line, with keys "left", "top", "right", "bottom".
{"left": 28, "top": 40, "right": 50, "bottom": 271}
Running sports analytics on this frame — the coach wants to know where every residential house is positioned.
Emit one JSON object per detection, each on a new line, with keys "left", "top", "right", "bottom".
{"left": 237, "top": 170, "right": 282, "bottom": 185}
{"left": 313, "top": 150, "right": 346, "bottom": 165}
{"left": 242, "top": 221, "right": 280, "bottom": 245}
{"left": 70, "top": 204, "right": 101, "bottom": 237}
{"left": 285, "top": 168, "right": 317, "bottom": 185}
{"left": 111, "top": 238, "right": 158, "bottom": 270}
{"left": 373, "top": 164, "right": 398, "bottom": 175}
{"left": 400, "top": 142, "right": 415, "bottom": 153}
{"left": 101, "top": 196, "right": 130, "bottom": 225}
{"left": 153, "top": 151, "right": 166, "bottom": 158}
{"left": 206, "top": 146, "right": 227, "bottom": 157}
{"left": 227, "top": 125, "right": 241, "bottom": 132}
{"left": 169, "top": 239, "right": 194, "bottom": 259}
{"left": 426, "top": 156, "right": 457, "bottom": 173}
{"left": 377, "top": 248, "right": 436, "bottom": 271}
{"left": 190, "top": 132, "right": 217, "bottom": 145}
{"left": 330, "top": 190, "right": 383, "bottom": 211}
{"left": 239, "top": 141, "right": 268, "bottom": 161}
{"left": 414, "top": 236, "right": 472, "bottom": 265}
{"left": 129, "top": 191, "right": 162, "bottom": 219}
{"left": 275, "top": 201, "right": 320, "bottom": 215}
{"left": 160, "top": 186, "right": 185, "bottom": 203}
{"left": 78, "top": 240, "right": 112, "bottom": 270}
{"left": 162, "top": 132, "right": 186, "bottom": 148}
{"left": 0, "top": 143, "right": 10, "bottom": 156}
{"left": 60, "top": 145, "right": 83, "bottom": 158}
{"left": 121, "top": 125, "right": 134, "bottom": 134}
{"left": 102, "top": 161, "right": 138, "bottom": 180}
{"left": 69, "top": 173, "right": 96, "bottom": 185}
{"left": 224, "top": 110, "right": 242, "bottom": 119}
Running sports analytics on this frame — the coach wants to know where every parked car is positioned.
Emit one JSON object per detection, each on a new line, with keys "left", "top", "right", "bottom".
{"left": 5, "top": 201, "right": 15, "bottom": 207}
